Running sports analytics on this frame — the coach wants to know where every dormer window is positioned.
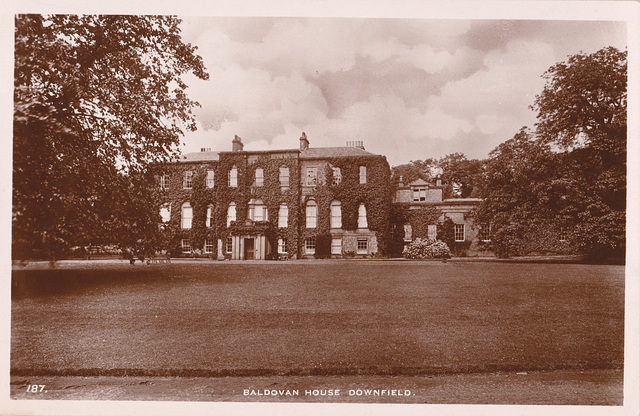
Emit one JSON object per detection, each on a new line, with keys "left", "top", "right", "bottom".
{"left": 412, "top": 187, "right": 427, "bottom": 201}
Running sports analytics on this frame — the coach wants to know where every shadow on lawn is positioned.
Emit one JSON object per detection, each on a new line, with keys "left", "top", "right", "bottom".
{"left": 11, "top": 268, "right": 169, "bottom": 299}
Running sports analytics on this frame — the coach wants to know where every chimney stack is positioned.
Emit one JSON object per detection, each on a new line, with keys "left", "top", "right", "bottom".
{"left": 232, "top": 135, "right": 244, "bottom": 152}
{"left": 299, "top": 132, "right": 309, "bottom": 151}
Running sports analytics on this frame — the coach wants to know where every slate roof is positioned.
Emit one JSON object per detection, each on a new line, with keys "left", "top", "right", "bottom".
{"left": 408, "top": 178, "right": 432, "bottom": 187}
{"left": 178, "top": 151, "right": 220, "bottom": 162}
{"left": 300, "top": 146, "right": 374, "bottom": 158}
{"left": 177, "top": 145, "right": 376, "bottom": 162}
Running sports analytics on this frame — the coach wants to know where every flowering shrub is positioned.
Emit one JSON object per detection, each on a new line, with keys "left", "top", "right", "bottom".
{"left": 402, "top": 238, "right": 451, "bottom": 259}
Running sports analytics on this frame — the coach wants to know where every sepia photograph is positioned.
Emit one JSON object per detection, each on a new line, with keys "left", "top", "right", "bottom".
{"left": 3, "top": 1, "right": 639, "bottom": 415}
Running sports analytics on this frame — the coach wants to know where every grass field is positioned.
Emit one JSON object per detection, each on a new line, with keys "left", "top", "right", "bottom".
{"left": 11, "top": 261, "right": 624, "bottom": 377}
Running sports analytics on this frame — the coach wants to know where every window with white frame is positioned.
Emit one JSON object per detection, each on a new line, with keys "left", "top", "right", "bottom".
{"left": 559, "top": 227, "right": 568, "bottom": 242}
{"left": 206, "top": 205, "right": 214, "bottom": 227}
{"left": 249, "top": 200, "right": 267, "bottom": 221}
{"left": 181, "top": 239, "right": 192, "bottom": 253}
{"left": 206, "top": 170, "right": 214, "bottom": 188}
{"left": 160, "top": 174, "right": 169, "bottom": 190}
{"left": 279, "top": 166, "right": 290, "bottom": 187}
{"left": 454, "top": 224, "right": 465, "bottom": 242}
{"left": 359, "top": 166, "right": 367, "bottom": 184}
{"left": 413, "top": 188, "right": 427, "bottom": 201}
{"left": 204, "top": 239, "right": 214, "bottom": 254}
{"left": 479, "top": 224, "right": 491, "bottom": 242}
{"left": 278, "top": 238, "right": 287, "bottom": 254}
{"left": 227, "top": 202, "right": 236, "bottom": 227}
{"left": 255, "top": 168, "right": 264, "bottom": 187}
{"left": 332, "top": 167, "right": 341, "bottom": 185}
{"left": 305, "top": 237, "right": 316, "bottom": 254}
{"left": 226, "top": 237, "right": 233, "bottom": 253}
{"left": 183, "top": 171, "right": 193, "bottom": 189}
{"left": 331, "top": 238, "right": 342, "bottom": 255}
{"left": 358, "top": 203, "right": 367, "bottom": 229}
{"left": 306, "top": 167, "right": 317, "bottom": 186}
{"left": 181, "top": 202, "right": 193, "bottom": 229}
{"left": 228, "top": 166, "right": 238, "bottom": 187}
{"left": 306, "top": 200, "right": 317, "bottom": 228}
{"left": 330, "top": 200, "right": 342, "bottom": 229}
{"left": 160, "top": 203, "right": 171, "bottom": 223}
{"left": 357, "top": 238, "right": 368, "bottom": 254}
{"left": 278, "top": 204, "right": 288, "bottom": 228}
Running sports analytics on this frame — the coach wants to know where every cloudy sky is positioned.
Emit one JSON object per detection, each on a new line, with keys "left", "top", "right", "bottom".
{"left": 176, "top": 17, "right": 626, "bottom": 166}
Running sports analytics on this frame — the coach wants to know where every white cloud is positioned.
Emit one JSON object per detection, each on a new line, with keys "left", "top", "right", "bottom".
{"left": 178, "top": 18, "right": 620, "bottom": 165}
{"left": 362, "top": 39, "right": 454, "bottom": 74}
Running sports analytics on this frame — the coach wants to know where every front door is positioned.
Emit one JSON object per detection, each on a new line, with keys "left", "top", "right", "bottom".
{"left": 244, "top": 238, "right": 254, "bottom": 260}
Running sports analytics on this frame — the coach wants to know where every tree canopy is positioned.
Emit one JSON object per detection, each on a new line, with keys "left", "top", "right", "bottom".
{"left": 478, "top": 47, "right": 626, "bottom": 260}
{"left": 13, "top": 14, "right": 209, "bottom": 259}
{"left": 392, "top": 153, "right": 483, "bottom": 199}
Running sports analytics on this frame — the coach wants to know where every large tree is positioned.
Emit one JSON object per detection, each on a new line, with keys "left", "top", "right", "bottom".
{"left": 13, "top": 14, "right": 209, "bottom": 259}
{"left": 478, "top": 47, "right": 626, "bottom": 260}
{"left": 533, "top": 46, "right": 626, "bottom": 260}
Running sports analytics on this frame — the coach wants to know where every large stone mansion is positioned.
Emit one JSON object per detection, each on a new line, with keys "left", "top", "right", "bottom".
{"left": 157, "top": 133, "right": 485, "bottom": 259}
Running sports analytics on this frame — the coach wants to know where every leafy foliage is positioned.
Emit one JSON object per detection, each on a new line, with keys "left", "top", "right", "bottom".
{"left": 392, "top": 153, "right": 483, "bottom": 198}
{"left": 437, "top": 217, "right": 472, "bottom": 257}
{"left": 157, "top": 152, "right": 392, "bottom": 258}
{"left": 402, "top": 238, "right": 451, "bottom": 259}
{"left": 478, "top": 47, "right": 626, "bottom": 260}
{"left": 533, "top": 46, "right": 627, "bottom": 157}
{"left": 13, "top": 14, "right": 208, "bottom": 259}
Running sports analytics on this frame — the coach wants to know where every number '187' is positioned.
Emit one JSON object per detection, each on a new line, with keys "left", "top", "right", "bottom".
{"left": 27, "top": 384, "right": 45, "bottom": 392}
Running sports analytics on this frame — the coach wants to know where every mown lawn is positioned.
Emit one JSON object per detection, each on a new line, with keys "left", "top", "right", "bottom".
{"left": 11, "top": 261, "right": 624, "bottom": 376}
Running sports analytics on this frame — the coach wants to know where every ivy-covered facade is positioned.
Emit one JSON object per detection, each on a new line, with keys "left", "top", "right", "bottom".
{"left": 391, "top": 177, "right": 489, "bottom": 257}
{"left": 157, "top": 134, "right": 392, "bottom": 259}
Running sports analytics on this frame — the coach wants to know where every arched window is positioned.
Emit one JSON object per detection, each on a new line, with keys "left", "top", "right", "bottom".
{"left": 279, "top": 166, "right": 290, "bottom": 187}
{"left": 228, "top": 166, "right": 238, "bottom": 187}
{"left": 306, "top": 199, "right": 317, "bottom": 228}
{"left": 227, "top": 202, "right": 236, "bottom": 227}
{"left": 181, "top": 202, "right": 193, "bottom": 229}
{"left": 255, "top": 168, "right": 264, "bottom": 187}
{"left": 249, "top": 199, "right": 267, "bottom": 221}
{"left": 206, "top": 204, "right": 214, "bottom": 227}
{"left": 278, "top": 204, "right": 288, "bottom": 228}
{"left": 160, "top": 203, "right": 171, "bottom": 223}
{"left": 330, "top": 200, "right": 342, "bottom": 229}
{"left": 358, "top": 203, "right": 367, "bottom": 229}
